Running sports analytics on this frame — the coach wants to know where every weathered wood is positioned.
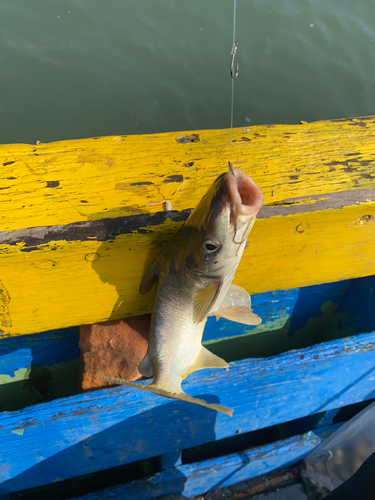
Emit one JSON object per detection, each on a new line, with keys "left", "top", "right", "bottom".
{"left": 2, "top": 276, "right": 371, "bottom": 409}
{"left": 1, "top": 116, "right": 375, "bottom": 230}
{"left": 69, "top": 425, "right": 340, "bottom": 500}
{"left": 0, "top": 331, "right": 374, "bottom": 494}
{"left": 0, "top": 327, "right": 79, "bottom": 412}
{"left": 1, "top": 118, "right": 375, "bottom": 336}
{"left": 1, "top": 276, "right": 374, "bottom": 409}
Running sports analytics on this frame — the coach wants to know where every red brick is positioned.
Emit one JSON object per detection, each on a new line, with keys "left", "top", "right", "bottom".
{"left": 79, "top": 315, "right": 150, "bottom": 391}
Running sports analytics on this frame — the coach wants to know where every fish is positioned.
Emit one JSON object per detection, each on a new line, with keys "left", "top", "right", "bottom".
{"left": 96, "top": 163, "right": 263, "bottom": 416}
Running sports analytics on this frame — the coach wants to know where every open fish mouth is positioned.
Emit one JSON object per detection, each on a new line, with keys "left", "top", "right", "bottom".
{"left": 227, "top": 166, "right": 263, "bottom": 217}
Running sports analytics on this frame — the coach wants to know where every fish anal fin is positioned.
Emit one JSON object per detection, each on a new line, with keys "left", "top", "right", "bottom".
{"left": 139, "top": 354, "right": 153, "bottom": 378}
{"left": 214, "top": 306, "right": 262, "bottom": 326}
{"left": 182, "top": 346, "right": 228, "bottom": 379}
{"left": 193, "top": 281, "right": 222, "bottom": 324}
{"left": 95, "top": 374, "right": 233, "bottom": 416}
{"left": 139, "top": 259, "right": 159, "bottom": 295}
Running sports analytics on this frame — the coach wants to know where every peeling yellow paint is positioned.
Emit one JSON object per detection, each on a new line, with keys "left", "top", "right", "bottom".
{"left": 1, "top": 117, "right": 375, "bottom": 232}
{"left": 268, "top": 197, "right": 328, "bottom": 207}
{"left": 0, "top": 201, "right": 375, "bottom": 336}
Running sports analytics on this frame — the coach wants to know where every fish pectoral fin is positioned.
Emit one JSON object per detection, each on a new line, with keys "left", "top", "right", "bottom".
{"left": 139, "top": 259, "right": 160, "bottom": 295}
{"left": 208, "top": 284, "right": 251, "bottom": 315}
{"left": 95, "top": 374, "right": 233, "bottom": 416}
{"left": 208, "top": 284, "right": 261, "bottom": 325}
{"left": 214, "top": 306, "right": 262, "bottom": 326}
{"left": 183, "top": 346, "right": 229, "bottom": 378}
{"left": 193, "top": 281, "right": 222, "bottom": 324}
{"left": 222, "top": 284, "right": 251, "bottom": 308}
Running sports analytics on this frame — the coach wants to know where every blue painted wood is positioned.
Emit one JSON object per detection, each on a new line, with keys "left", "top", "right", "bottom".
{"left": 158, "top": 451, "right": 182, "bottom": 470}
{"left": 1, "top": 276, "right": 373, "bottom": 385}
{"left": 202, "top": 279, "right": 350, "bottom": 342}
{"left": 70, "top": 425, "right": 341, "bottom": 500}
{"left": 0, "top": 331, "right": 374, "bottom": 495}
{"left": 0, "top": 327, "right": 79, "bottom": 376}
{"left": 0, "top": 327, "right": 80, "bottom": 412}
{"left": 337, "top": 275, "right": 375, "bottom": 335}
{"left": 0, "top": 279, "right": 358, "bottom": 411}
{"left": 316, "top": 410, "right": 340, "bottom": 427}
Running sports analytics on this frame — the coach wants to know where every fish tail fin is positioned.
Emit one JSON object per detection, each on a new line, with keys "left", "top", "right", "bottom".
{"left": 172, "top": 390, "right": 233, "bottom": 417}
{"left": 95, "top": 374, "right": 233, "bottom": 417}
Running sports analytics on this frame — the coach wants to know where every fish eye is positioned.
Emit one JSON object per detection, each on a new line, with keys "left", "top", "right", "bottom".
{"left": 203, "top": 240, "right": 221, "bottom": 253}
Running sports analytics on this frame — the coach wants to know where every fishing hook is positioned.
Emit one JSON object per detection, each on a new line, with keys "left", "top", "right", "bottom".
{"left": 230, "top": 41, "right": 239, "bottom": 80}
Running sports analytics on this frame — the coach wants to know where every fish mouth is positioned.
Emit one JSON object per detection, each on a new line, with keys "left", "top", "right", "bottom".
{"left": 227, "top": 166, "right": 263, "bottom": 216}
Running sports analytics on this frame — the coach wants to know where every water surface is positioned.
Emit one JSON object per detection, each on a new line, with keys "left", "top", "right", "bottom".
{"left": 0, "top": 0, "right": 374, "bottom": 144}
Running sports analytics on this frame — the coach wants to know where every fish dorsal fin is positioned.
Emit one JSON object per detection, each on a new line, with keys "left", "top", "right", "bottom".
{"left": 139, "top": 259, "right": 160, "bottom": 295}
{"left": 95, "top": 374, "right": 233, "bottom": 416}
{"left": 214, "top": 306, "right": 261, "bottom": 326}
{"left": 182, "top": 346, "right": 228, "bottom": 378}
{"left": 193, "top": 281, "right": 222, "bottom": 324}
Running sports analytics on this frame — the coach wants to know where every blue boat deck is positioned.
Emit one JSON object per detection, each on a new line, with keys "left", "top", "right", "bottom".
{"left": 1, "top": 276, "right": 374, "bottom": 499}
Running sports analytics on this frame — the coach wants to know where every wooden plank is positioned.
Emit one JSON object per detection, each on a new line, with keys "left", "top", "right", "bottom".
{"left": 1, "top": 117, "right": 375, "bottom": 336}
{"left": 1, "top": 116, "right": 375, "bottom": 230}
{"left": 68, "top": 425, "right": 340, "bottom": 500}
{"left": 1, "top": 277, "right": 369, "bottom": 409}
{"left": 0, "top": 327, "right": 79, "bottom": 412}
{"left": 205, "top": 278, "right": 348, "bottom": 344}
{"left": 2, "top": 186, "right": 375, "bottom": 338}
{"left": 0, "top": 332, "right": 374, "bottom": 494}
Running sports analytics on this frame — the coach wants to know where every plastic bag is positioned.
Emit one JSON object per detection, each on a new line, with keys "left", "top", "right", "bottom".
{"left": 301, "top": 401, "right": 375, "bottom": 499}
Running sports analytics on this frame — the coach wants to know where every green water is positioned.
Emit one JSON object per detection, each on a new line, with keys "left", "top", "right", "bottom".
{"left": 0, "top": 0, "right": 374, "bottom": 144}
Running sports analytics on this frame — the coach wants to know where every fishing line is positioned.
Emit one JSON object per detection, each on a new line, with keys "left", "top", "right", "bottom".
{"left": 229, "top": 0, "right": 241, "bottom": 247}
{"left": 229, "top": 0, "right": 238, "bottom": 166}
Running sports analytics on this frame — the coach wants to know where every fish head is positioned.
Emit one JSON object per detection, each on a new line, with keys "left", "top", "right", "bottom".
{"left": 184, "top": 164, "right": 263, "bottom": 277}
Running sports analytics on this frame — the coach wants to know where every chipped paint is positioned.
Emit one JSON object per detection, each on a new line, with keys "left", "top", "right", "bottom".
{"left": 1, "top": 201, "right": 375, "bottom": 337}
{"left": 0, "top": 368, "right": 27, "bottom": 385}
{"left": 294, "top": 301, "right": 355, "bottom": 341}
{"left": 1, "top": 117, "right": 374, "bottom": 231}
{"left": 11, "top": 428, "right": 25, "bottom": 436}
{"left": 0, "top": 279, "right": 12, "bottom": 331}
{"left": 203, "top": 313, "right": 291, "bottom": 346}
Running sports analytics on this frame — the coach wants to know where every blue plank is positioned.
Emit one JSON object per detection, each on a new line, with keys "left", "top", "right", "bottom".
{"left": 338, "top": 275, "right": 375, "bottom": 335}
{"left": 0, "top": 327, "right": 80, "bottom": 411}
{"left": 0, "top": 327, "right": 79, "bottom": 375}
{"left": 0, "top": 279, "right": 364, "bottom": 411}
{"left": 0, "top": 331, "right": 374, "bottom": 494}
{"left": 158, "top": 451, "right": 182, "bottom": 470}
{"left": 202, "top": 279, "right": 349, "bottom": 343}
{"left": 204, "top": 276, "right": 375, "bottom": 362}
{"left": 70, "top": 425, "right": 341, "bottom": 500}
{"left": 1, "top": 276, "right": 373, "bottom": 388}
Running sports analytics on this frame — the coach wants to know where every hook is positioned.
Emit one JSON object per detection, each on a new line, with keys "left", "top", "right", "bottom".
{"left": 230, "top": 41, "right": 239, "bottom": 80}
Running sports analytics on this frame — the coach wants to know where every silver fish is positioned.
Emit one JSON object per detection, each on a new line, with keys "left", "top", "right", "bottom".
{"left": 97, "top": 164, "right": 263, "bottom": 416}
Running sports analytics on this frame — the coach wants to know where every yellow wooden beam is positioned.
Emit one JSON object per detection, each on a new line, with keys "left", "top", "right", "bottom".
{"left": 1, "top": 116, "right": 375, "bottom": 337}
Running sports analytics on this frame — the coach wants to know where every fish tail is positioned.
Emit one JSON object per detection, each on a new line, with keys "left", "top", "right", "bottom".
{"left": 95, "top": 374, "right": 233, "bottom": 416}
